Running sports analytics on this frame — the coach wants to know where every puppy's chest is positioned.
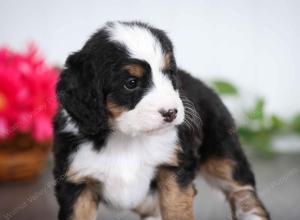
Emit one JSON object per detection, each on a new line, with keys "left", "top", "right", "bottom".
{"left": 69, "top": 130, "right": 178, "bottom": 209}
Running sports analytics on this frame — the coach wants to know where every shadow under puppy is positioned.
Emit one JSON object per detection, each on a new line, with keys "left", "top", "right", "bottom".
{"left": 53, "top": 21, "right": 270, "bottom": 220}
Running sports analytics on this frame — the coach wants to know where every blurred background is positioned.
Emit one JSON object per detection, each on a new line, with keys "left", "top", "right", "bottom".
{"left": 0, "top": 0, "right": 299, "bottom": 219}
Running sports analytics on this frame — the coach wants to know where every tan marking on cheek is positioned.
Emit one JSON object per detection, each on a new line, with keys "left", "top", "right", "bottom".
{"left": 157, "top": 168, "right": 195, "bottom": 220}
{"left": 106, "top": 101, "right": 127, "bottom": 118}
{"left": 73, "top": 188, "right": 98, "bottom": 220}
{"left": 123, "top": 64, "right": 144, "bottom": 78}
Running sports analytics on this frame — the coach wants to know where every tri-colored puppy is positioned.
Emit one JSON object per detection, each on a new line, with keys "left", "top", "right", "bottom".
{"left": 53, "top": 21, "right": 270, "bottom": 220}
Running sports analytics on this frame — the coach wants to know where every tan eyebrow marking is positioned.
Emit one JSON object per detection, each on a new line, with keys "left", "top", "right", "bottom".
{"left": 123, "top": 64, "right": 144, "bottom": 78}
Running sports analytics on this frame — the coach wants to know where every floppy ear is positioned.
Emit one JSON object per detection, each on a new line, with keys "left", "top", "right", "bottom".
{"left": 56, "top": 52, "right": 108, "bottom": 135}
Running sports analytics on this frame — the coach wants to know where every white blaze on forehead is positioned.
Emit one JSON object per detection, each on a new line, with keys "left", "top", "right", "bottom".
{"left": 107, "top": 22, "right": 164, "bottom": 70}
{"left": 106, "top": 22, "right": 174, "bottom": 91}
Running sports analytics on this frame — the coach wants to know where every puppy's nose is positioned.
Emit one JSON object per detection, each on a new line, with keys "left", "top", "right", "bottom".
{"left": 159, "top": 108, "right": 178, "bottom": 123}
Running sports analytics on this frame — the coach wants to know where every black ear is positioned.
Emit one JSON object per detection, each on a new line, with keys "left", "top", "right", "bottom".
{"left": 56, "top": 52, "right": 108, "bottom": 135}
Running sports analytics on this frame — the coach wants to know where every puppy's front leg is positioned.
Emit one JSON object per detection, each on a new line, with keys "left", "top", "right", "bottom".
{"left": 55, "top": 181, "right": 100, "bottom": 220}
{"left": 157, "top": 167, "right": 196, "bottom": 220}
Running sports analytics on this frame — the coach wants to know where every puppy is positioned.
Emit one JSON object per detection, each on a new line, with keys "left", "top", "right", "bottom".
{"left": 53, "top": 21, "right": 270, "bottom": 220}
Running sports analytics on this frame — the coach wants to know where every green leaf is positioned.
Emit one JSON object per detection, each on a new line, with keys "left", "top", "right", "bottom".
{"left": 270, "top": 114, "right": 285, "bottom": 131}
{"left": 238, "top": 127, "right": 273, "bottom": 156}
{"left": 250, "top": 131, "right": 273, "bottom": 155}
{"left": 211, "top": 80, "right": 238, "bottom": 96}
{"left": 238, "top": 126, "right": 256, "bottom": 140}
{"left": 246, "top": 98, "right": 265, "bottom": 122}
{"left": 291, "top": 113, "right": 300, "bottom": 134}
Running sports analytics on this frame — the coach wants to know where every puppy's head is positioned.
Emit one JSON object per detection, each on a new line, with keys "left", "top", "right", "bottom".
{"left": 57, "top": 21, "right": 184, "bottom": 136}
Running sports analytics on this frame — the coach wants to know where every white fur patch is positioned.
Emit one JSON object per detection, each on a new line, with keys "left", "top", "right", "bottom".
{"left": 234, "top": 190, "right": 264, "bottom": 220}
{"left": 61, "top": 109, "right": 79, "bottom": 134}
{"left": 137, "top": 191, "right": 161, "bottom": 220}
{"left": 69, "top": 129, "right": 178, "bottom": 210}
{"left": 106, "top": 22, "right": 184, "bottom": 136}
{"left": 143, "top": 217, "right": 162, "bottom": 220}
{"left": 236, "top": 209, "right": 265, "bottom": 220}
{"left": 107, "top": 22, "right": 164, "bottom": 71}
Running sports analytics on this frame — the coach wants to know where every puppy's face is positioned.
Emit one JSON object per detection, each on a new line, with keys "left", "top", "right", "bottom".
{"left": 105, "top": 22, "right": 184, "bottom": 136}
{"left": 58, "top": 22, "right": 184, "bottom": 136}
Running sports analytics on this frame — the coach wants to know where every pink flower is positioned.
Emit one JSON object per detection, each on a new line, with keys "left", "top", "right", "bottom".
{"left": 0, "top": 44, "right": 58, "bottom": 142}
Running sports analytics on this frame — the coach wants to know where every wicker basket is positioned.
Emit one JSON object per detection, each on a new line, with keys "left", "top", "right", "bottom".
{"left": 0, "top": 133, "right": 51, "bottom": 181}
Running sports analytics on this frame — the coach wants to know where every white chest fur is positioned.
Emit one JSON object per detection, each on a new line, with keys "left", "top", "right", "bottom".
{"left": 69, "top": 129, "right": 178, "bottom": 209}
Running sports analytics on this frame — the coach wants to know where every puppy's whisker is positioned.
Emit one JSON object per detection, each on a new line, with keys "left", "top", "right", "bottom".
{"left": 180, "top": 95, "right": 203, "bottom": 130}
{"left": 183, "top": 118, "right": 195, "bottom": 133}
{"left": 182, "top": 101, "right": 203, "bottom": 124}
{"left": 182, "top": 104, "right": 202, "bottom": 132}
{"left": 184, "top": 106, "right": 202, "bottom": 123}
{"left": 186, "top": 111, "right": 202, "bottom": 124}
{"left": 183, "top": 111, "right": 201, "bottom": 133}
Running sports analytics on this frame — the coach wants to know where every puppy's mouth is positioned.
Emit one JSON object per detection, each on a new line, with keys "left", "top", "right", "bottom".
{"left": 145, "top": 127, "right": 167, "bottom": 135}
{"left": 144, "top": 123, "right": 175, "bottom": 135}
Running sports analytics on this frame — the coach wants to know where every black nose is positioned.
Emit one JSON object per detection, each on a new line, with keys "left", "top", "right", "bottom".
{"left": 159, "top": 108, "right": 178, "bottom": 123}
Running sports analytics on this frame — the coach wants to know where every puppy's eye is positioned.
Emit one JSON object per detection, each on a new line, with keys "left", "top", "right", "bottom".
{"left": 124, "top": 78, "right": 138, "bottom": 90}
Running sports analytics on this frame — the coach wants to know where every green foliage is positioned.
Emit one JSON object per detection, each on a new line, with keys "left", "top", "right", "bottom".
{"left": 238, "top": 127, "right": 273, "bottom": 155}
{"left": 270, "top": 115, "right": 286, "bottom": 131}
{"left": 211, "top": 79, "right": 300, "bottom": 156}
{"left": 211, "top": 80, "right": 238, "bottom": 96}
{"left": 240, "top": 97, "right": 274, "bottom": 156}
{"left": 246, "top": 98, "right": 264, "bottom": 122}
{"left": 291, "top": 114, "right": 300, "bottom": 134}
